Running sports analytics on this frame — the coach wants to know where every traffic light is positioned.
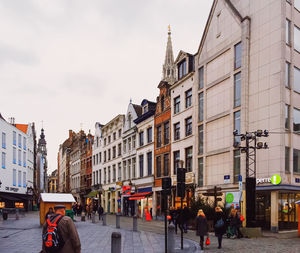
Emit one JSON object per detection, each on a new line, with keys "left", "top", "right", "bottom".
{"left": 162, "top": 177, "right": 171, "bottom": 195}
{"left": 177, "top": 168, "right": 186, "bottom": 198}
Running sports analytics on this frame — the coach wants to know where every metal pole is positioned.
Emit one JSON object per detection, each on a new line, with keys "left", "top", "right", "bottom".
{"left": 181, "top": 196, "right": 183, "bottom": 250}
{"left": 167, "top": 224, "right": 175, "bottom": 253}
{"left": 116, "top": 213, "right": 120, "bottom": 229}
{"left": 111, "top": 232, "right": 121, "bottom": 253}
{"left": 133, "top": 215, "right": 138, "bottom": 232}
{"left": 165, "top": 210, "right": 167, "bottom": 253}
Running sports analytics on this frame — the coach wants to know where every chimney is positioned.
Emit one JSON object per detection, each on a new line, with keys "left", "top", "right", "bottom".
{"left": 69, "top": 130, "right": 73, "bottom": 139}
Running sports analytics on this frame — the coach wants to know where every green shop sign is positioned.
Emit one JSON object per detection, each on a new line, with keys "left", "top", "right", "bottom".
{"left": 226, "top": 193, "right": 234, "bottom": 203}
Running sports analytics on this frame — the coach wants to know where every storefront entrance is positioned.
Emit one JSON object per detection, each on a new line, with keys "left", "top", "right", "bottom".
{"left": 278, "top": 192, "right": 300, "bottom": 229}
{"left": 256, "top": 192, "right": 271, "bottom": 230}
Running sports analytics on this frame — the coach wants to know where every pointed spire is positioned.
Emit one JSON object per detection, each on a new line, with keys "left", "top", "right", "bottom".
{"left": 162, "top": 25, "right": 176, "bottom": 84}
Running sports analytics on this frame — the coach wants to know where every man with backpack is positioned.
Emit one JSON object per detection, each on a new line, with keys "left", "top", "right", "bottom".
{"left": 41, "top": 205, "right": 81, "bottom": 253}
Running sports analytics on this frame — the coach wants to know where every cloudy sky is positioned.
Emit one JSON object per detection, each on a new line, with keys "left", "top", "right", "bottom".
{"left": 0, "top": 0, "right": 213, "bottom": 173}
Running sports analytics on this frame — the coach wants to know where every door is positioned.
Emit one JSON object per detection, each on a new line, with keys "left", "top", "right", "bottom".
{"left": 256, "top": 192, "right": 271, "bottom": 230}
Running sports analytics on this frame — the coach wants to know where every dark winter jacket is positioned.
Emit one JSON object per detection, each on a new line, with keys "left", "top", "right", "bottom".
{"left": 196, "top": 215, "right": 209, "bottom": 236}
{"left": 214, "top": 211, "right": 226, "bottom": 235}
{"left": 229, "top": 214, "right": 241, "bottom": 228}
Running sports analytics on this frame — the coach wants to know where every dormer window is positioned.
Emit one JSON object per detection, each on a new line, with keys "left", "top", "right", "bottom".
{"left": 178, "top": 59, "right": 187, "bottom": 79}
{"left": 161, "top": 95, "right": 165, "bottom": 112}
{"left": 143, "top": 105, "right": 148, "bottom": 114}
{"left": 128, "top": 114, "right": 132, "bottom": 129}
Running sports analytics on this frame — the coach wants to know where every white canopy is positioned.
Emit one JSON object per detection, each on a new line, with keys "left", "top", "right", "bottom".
{"left": 40, "top": 193, "right": 75, "bottom": 203}
{"left": 295, "top": 200, "right": 300, "bottom": 204}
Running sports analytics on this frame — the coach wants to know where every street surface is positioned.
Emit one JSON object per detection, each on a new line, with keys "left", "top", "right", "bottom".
{"left": 0, "top": 212, "right": 299, "bottom": 252}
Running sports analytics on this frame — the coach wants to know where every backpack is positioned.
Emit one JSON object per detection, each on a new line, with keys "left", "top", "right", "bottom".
{"left": 43, "top": 214, "right": 64, "bottom": 253}
{"left": 215, "top": 218, "right": 224, "bottom": 229}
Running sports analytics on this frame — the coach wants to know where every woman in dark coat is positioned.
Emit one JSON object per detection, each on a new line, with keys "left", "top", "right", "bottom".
{"left": 214, "top": 206, "right": 226, "bottom": 249}
{"left": 196, "top": 209, "right": 208, "bottom": 251}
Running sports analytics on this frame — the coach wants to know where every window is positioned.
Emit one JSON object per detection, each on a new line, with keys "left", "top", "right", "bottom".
{"left": 108, "top": 149, "right": 111, "bottom": 160}
{"left": 198, "top": 158, "right": 203, "bottom": 187}
{"left": 286, "top": 19, "right": 291, "bottom": 45}
{"left": 23, "top": 172, "right": 26, "bottom": 188}
{"left": 13, "top": 131, "right": 16, "bottom": 145}
{"left": 156, "top": 156, "right": 161, "bottom": 177}
{"left": 96, "top": 154, "right": 99, "bottom": 164}
{"left": 164, "top": 121, "right": 170, "bottom": 145}
{"left": 113, "top": 132, "right": 116, "bottom": 141}
{"left": 178, "top": 59, "right": 187, "bottom": 79}
{"left": 108, "top": 136, "right": 111, "bottom": 143}
{"left": 139, "top": 131, "right": 144, "bottom": 147}
{"left": 93, "top": 155, "right": 95, "bottom": 165}
{"left": 13, "top": 169, "right": 16, "bottom": 186}
{"left": 294, "top": 107, "right": 300, "bottom": 133}
{"left": 198, "top": 125, "right": 204, "bottom": 155}
{"left": 147, "top": 127, "right": 152, "bottom": 143}
{"left": 161, "top": 95, "right": 165, "bottom": 112}
{"left": 185, "top": 89, "right": 192, "bottom": 108}
{"left": 99, "top": 152, "right": 102, "bottom": 162}
{"left": 132, "top": 158, "right": 136, "bottom": 178}
{"left": 113, "top": 146, "right": 116, "bottom": 158}
{"left": 2, "top": 133, "right": 6, "bottom": 149}
{"left": 294, "top": 67, "right": 300, "bottom": 93}
{"left": 147, "top": 152, "right": 152, "bottom": 176}
{"left": 198, "top": 66, "right": 204, "bottom": 89}
{"left": 128, "top": 160, "right": 131, "bottom": 179}
{"left": 23, "top": 152, "right": 26, "bottom": 167}
{"left": 118, "top": 163, "right": 121, "bottom": 181}
{"left": 294, "top": 25, "right": 300, "bottom": 52}
{"left": 174, "top": 122, "right": 180, "bottom": 141}
{"left": 163, "top": 153, "right": 169, "bottom": 176}
{"left": 286, "top": 62, "right": 291, "bottom": 88}
{"left": 113, "top": 165, "right": 116, "bottom": 182}
{"left": 128, "top": 138, "right": 131, "bottom": 151}
{"left": 174, "top": 96, "right": 180, "bottom": 114}
{"left": 285, "top": 147, "right": 290, "bottom": 172}
{"left": 234, "top": 42, "right": 242, "bottom": 69}
{"left": 18, "top": 170, "right": 21, "bottom": 187}
{"left": 1, "top": 152, "right": 5, "bottom": 169}
{"left": 108, "top": 167, "right": 111, "bottom": 183}
{"left": 18, "top": 134, "right": 21, "bottom": 148}
{"left": 123, "top": 140, "right": 126, "bottom": 153}
{"left": 293, "top": 149, "right": 300, "bottom": 173}
{"left": 93, "top": 172, "right": 95, "bottom": 185}
{"left": 185, "top": 147, "right": 193, "bottom": 172}
{"left": 96, "top": 171, "right": 98, "bottom": 184}
{"left": 157, "top": 126, "right": 162, "bottom": 148}
{"left": 173, "top": 151, "right": 180, "bottom": 175}
{"left": 128, "top": 114, "right": 132, "bottom": 129}
{"left": 285, "top": 104, "right": 290, "bottom": 129}
{"left": 23, "top": 137, "right": 26, "bottom": 150}
{"left": 185, "top": 117, "right": 192, "bottom": 136}
{"left": 139, "top": 155, "right": 144, "bottom": 177}
{"left": 13, "top": 147, "right": 16, "bottom": 164}
{"left": 104, "top": 138, "right": 107, "bottom": 146}
{"left": 234, "top": 150, "right": 240, "bottom": 183}
{"left": 198, "top": 92, "right": 204, "bottom": 122}
{"left": 104, "top": 151, "right": 107, "bottom": 162}
{"left": 118, "top": 129, "right": 122, "bottom": 138}
{"left": 295, "top": 0, "right": 300, "bottom": 11}
{"left": 18, "top": 149, "right": 21, "bottom": 166}
{"left": 234, "top": 72, "right": 241, "bottom": 107}
{"left": 104, "top": 168, "right": 106, "bottom": 184}
{"left": 234, "top": 111, "right": 241, "bottom": 145}
{"left": 143, "top": 104, "right": 148, "bottom": 114}
{"left": 118, "top": 143, "right": 122, "bottom": 156}
{"left": 133, "top": 135, "right": 136, "bottom": 148}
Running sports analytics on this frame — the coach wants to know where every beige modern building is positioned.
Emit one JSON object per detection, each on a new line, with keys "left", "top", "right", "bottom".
{"left": 194, "top": 0, "right": 300, "bottom": 231}
{"left": 170, "top": 51, "right": 196, "bottom": 208}
{"left": 100, "top": 115, "right": 124, "bottom": 213}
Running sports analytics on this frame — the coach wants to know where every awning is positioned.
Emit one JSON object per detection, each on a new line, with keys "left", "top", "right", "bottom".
{"left": 86, "top": 191, "right": 98, "bottom": 198}
{"left": 129, "top": 192, "right": 152, "bottom": 200}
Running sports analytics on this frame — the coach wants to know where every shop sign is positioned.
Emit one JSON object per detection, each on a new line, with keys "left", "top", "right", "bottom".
{"left": 5, "top": 187, "right": 19, "bottom": 192}
{"left": 122, "top": 186, "right": 131, "bottom": 196}
{"left": 225, "top": 191, "right": 242, "bottom": 208}
{"left": 224, "top": 175, "right": 230, "bottom": 184}
{"left": 116, "top": 182, "right": 123, "bottom": 186}
{"left": 256, "top": 174, "right": 281, "bottom": 185}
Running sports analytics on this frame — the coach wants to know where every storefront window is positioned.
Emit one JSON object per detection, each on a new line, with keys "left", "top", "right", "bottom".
{"left": 278, "top": 192, "right": 298, "bottom": 229}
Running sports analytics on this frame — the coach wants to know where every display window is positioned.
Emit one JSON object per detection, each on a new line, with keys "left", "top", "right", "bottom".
{"left": 15, "top": 202, "right": 24, "bottom": 208}
{"left": 0, "top": 202, "right": 5, "bottom": 208}
{"left": 278, "top": 192, "right": 300, "bottom": 229}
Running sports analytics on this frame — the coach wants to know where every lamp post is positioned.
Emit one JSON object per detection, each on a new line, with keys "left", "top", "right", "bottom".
{"left": 233, "top": 129, "right": 269, "bottom": 227}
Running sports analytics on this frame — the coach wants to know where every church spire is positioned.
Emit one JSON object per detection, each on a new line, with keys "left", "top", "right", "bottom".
{"left": 162, "top": 25, "right": 176, "bottom": 84}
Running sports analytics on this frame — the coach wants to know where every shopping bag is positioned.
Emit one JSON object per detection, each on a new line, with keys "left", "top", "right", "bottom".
{"left": 205, "top": 237, "right": 210, "bottom": 245}
{"left": 240, "top": 215, "right": 245, "bottom": 221}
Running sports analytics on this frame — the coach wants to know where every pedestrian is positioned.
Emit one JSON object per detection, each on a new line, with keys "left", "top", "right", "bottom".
{"left": 150, "top": 208, "right": 153, "bottom": 218}
{"left": 87, "top": 204, "right": 92, "bottom": 219}
{"left": 214, "top": 206, "right": 226, "bottom": 249}
{"left": 98, "top": 205, "right": 104, "bottom": 220}
{"left": 41, "top": 205, "right": 81, "bottom": 253}
{"left": 196, "top": 209, "right": 208, "bottom": 252}
{"left": 229, "top": 208, "right": 243, "bottom": 238}
{"left": 44, "top": 207, "right": 54, "bottom": 221}
{"left": 182, "top": 205, "right": 190, "bottom": 233}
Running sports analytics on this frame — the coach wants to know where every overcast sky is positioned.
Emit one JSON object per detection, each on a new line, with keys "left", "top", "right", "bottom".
{"left": 0, "top": 0, "right": 213, "bottom": 173}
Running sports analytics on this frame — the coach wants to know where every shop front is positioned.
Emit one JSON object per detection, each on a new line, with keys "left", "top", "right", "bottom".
{"left": 129, "top": 187, "right": 153, "bottom": 218}
{"left": 0, "top": 192, "right": 33, "bottom": 211}
{"left": 256, "top": 184, "right": 300, "bottom": 231}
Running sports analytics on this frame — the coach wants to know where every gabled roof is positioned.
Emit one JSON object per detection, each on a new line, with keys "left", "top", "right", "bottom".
{"left": 174, "top": 50, "right": 193, "bottom": 64}
{"left": 0, "top": 113, "right": 5, "bottom": 121}
{"left": 196, "top": 0, "right": 244, "bottom": 55}
{"left": 132, "top": 104, "right": 142, "bottom": 117}
{"left": 15, "top": 124, "right": 28, "bottom": 134}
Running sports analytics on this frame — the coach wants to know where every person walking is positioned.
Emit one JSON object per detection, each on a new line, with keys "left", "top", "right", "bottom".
{"left": 214, "top": 206, "right": 226, "bottom": 249}
{"left": 229, "top": 208, "right": 243, "bottom": 238}
{"left": 44, "top": 207, "right": 54, "bottom": 221}
{"left": 42, "top": 205, "right": 81, "bottom": 253}
{"left": 196, "top": 209, "right": 208, "bottom": 252}
{"left": 98, "top": 205, "right": 104, "bottom": 221}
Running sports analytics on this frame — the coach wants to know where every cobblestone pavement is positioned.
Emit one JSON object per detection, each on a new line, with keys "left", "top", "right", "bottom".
{"left": 0, "top": 212, "right": 300, "bottom": 253}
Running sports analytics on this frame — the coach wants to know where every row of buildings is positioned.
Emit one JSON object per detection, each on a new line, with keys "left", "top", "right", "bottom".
{"left": 57, "top": 0, "right": 300, "bottom": 232}
{"left": 0, "top": 115, "right": 48, "bottom": 210}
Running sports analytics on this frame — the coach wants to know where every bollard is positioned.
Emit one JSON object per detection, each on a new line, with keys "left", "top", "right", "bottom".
{"left": 81, "top": 212, "right": 86, "bottom": 222}
{"left": 111, "top": 232, "right": 121, "bottom": 253}
{"left": 116, "top": 214, "right": 120, "bottom": 229}
{"left": 16, "top": 209, "right": 19, "bottom": 220}
{"left": 103, "top": 213, "right": 107, "bottom": 226}
{"left": 133, "top": 215, "right": 138, "bottom": 232}
{"left": 167, "top": 224, "right": 176, "bottom": 253}
{"left": 91, "top": 211, "right": 95, "bottom": 223}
